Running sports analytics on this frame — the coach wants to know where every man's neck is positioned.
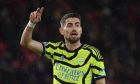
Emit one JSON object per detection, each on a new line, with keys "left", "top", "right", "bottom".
{"left": 65, "top": 40, "right": 82, "bottom": 51}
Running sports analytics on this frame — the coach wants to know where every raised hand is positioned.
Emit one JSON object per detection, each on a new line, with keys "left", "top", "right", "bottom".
{"left": 29, "top": 7, "right": 44, "bottom": 24}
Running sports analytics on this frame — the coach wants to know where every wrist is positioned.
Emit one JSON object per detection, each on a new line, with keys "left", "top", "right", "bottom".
{"left": 27, "top": 21, "right": 36, "bottom": 28}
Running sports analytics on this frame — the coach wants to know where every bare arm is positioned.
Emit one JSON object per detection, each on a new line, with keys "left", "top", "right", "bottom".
{"left": 95, "top": 78, "right": 106, "bottom": 84}
{"left": 20, "top": 7, "right": 44, "bottom": 55}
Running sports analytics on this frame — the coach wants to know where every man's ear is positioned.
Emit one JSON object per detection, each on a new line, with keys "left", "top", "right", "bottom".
{"left": 59, "top": 27, "right": 64, "bottom": 35}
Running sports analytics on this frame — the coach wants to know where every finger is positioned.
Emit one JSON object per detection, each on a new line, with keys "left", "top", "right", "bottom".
{"left": 40, "top": 7, "right": 44, "bottom": 15}
{"left": 30, "top": 12, "right": 34, "bottom": 18}
{"left": 30, "top": 12, "right": 34, "bottom": 21}
{"left": 30, "top": 12, "right": 33, "bottom": 16}
{"left": 36, "top": 8, "right": 40, "bottom": 13}
{"left": 33, "top": 11, "right": 37, "bottom": 18}
{"left": 38, "top": 17, "right": 41, "bottom": 21}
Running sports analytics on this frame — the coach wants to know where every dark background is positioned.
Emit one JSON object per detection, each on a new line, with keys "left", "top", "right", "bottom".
{"left": 0, "top": 0, "right": 140, "bottom": 84}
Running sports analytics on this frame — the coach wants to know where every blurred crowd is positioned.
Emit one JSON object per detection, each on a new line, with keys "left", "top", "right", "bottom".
{"left": 0, "top": 0, "right": 140, "bottom": 84}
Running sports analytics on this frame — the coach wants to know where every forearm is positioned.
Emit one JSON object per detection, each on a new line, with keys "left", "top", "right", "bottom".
{"left": 20, "top": 22, "right": 35, "bottom": 47}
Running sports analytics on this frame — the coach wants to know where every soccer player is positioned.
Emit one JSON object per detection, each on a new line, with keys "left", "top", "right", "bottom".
{"left": 20, "top": 7, "right": 106, "bottom": 84}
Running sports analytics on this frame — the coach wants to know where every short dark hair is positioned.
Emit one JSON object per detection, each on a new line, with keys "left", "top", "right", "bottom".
{"left": 60, "top": 13, "right": 81, "bottom": 26}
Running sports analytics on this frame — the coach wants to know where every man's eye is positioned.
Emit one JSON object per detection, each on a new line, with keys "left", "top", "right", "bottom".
{"left": 76, "top": 25, "right": 80, "bottom": 27}
{"left": 67, "top": 24, "right": 73, "bottom": 27}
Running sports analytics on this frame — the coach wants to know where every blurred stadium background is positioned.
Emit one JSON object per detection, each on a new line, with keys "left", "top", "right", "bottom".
{"left": 0, "top": 0, "right": 140, "bottom": 84}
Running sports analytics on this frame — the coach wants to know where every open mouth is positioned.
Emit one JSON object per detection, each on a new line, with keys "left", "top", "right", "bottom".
{"left": 71, "top": 33, "right": 78, "bottom": 36}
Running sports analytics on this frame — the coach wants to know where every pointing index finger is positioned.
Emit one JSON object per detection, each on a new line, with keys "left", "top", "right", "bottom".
{"left": 40, "top": 7, "right": 44, "bottom": 15}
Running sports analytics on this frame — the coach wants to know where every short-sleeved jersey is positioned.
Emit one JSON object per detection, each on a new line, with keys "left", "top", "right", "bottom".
{"left": 42, "top": 41, "right": 106, "bottom": 84}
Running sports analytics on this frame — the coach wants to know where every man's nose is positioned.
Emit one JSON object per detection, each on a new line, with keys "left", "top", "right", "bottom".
{"left": 72, "top": 25, "right": 77, "bottom": 29}
{"left": 71, "top": 28, "right": 77, "bottom": 32}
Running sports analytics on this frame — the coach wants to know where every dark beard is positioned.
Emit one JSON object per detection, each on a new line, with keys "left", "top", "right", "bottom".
{"left": 65, "top": 36, "right": 80, "bottom": 43}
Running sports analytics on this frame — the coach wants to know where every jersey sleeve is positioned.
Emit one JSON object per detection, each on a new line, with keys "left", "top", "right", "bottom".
{"left": 91, "top": 48, "right": 106, "bottom": 80}
{"left": 41, "top": 42, "right": 56, "bottom": 61}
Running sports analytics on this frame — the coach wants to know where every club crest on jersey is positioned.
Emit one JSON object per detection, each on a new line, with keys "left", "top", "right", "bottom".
{"left": 77, "top": 58, "right": 85, "bottom": 65}
{"left": 60, "top": 56, "right": 64, "bottom": 60}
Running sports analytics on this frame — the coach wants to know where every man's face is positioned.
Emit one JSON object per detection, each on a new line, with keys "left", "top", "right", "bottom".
{"left": 60, "top": 18, "right": 82, "bottom": 43}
